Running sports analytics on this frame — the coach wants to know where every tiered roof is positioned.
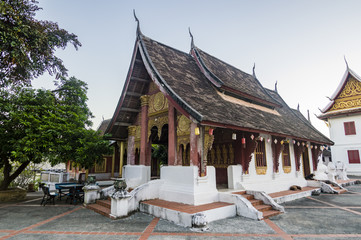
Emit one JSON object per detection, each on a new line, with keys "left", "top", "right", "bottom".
{"left": 106, "top": 30, "right": 332, "bottom": 145}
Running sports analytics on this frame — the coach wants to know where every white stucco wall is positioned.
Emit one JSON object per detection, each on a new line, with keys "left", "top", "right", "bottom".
{"left": 236, "top": 134, "right": 308, "bottom": 193}
{"left": 159, "top": 166, "right": 218, "bottom": 205}
{"left": 329, "top": 115, "right": 361, "bottom": 175}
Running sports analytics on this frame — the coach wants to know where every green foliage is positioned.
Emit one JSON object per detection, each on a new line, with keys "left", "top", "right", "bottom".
{"left": 151, "top": 144, "right": 168, "bottom": 166}
{"left": 0, "top": 77, "right": 111, "bottom": 190}
{"left": 0, "top": 0, "right": 81, "bottom": 87}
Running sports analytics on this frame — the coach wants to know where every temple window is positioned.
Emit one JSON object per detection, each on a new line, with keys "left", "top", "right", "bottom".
{"left": 344, "top": 121, "right": 356, "bottom": 135}
{"left": 348, "top": 150, "right": 360, "bottom": 164}
{"left": 282, "top": 142, "right": 291, "bottom": 173}
{"left": 255, "top": 140, "right": 267, "bottom": 174}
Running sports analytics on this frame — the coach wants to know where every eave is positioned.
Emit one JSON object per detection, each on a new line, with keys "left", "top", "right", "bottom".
{"left": 318, "top": 107, "right": 361, "bottom": 120}
{"left": 201, "top": 120, "right": 333, "bottom": 145}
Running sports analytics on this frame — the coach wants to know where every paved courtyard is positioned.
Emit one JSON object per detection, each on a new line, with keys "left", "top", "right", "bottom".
{"left": 1, "top": 184, "right": 361, "bottom": 240}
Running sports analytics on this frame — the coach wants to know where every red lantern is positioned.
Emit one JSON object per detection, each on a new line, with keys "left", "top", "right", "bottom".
{"left": 241, "top": 137, "right": 246, "bottom": 144}
{"left": 209, "top": 128, "right": 214, "bottom": 135}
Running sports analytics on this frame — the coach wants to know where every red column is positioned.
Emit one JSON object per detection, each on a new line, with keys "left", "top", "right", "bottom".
{"left": 168, "top": 103, "right": 177, "bottom": 165}
{"left": 190, "top": 122, "right": 199, "bottom": 167}
{"left": 140, "top": 95, "right": 149, "bottom": 166}
{"left": 127, "top": 126, "right": 136, "bottom": 165}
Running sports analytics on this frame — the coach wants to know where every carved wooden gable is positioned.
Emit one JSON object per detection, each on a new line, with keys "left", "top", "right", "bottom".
{"left": 330, "top": 76, "right": 361, "bottom": 111}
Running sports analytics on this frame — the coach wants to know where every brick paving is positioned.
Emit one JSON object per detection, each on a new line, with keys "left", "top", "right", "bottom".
{"left": 1, "top": 183, "right": 361, "bottom": 239}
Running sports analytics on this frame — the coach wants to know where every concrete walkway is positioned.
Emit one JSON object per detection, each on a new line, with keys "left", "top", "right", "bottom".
{"left": 1, "top": 184, "right": 361, "bottom": 239}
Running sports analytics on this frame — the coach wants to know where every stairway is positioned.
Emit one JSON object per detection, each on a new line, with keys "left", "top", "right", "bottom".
{"left": 327, "top": 183, "right": 347, "bottom": 194}
{"left": 234, "top": 191, "right": 281, "bottom": 219}
{"left": 87, "top": 199, "right": 111, "bottom": 218}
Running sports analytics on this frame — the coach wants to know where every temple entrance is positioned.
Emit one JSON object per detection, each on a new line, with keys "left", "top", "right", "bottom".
{"left": 207, "top": 128, "right": 240, "bottom": 188}
{"left": 149, "top": 125, "right": 168, "bottom": 178}
{"left": 302, "top": 149, "right": 311, "bottom": 177}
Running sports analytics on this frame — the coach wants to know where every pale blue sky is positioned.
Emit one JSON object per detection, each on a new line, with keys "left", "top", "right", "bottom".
{"left": 33, "top": 0, "right": 361, "bottom": 138}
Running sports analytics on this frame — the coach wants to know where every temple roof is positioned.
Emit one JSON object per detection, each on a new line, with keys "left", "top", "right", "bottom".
{"left": 97, "top": 119, "right": 111, "bottom": 136}
{"left": 106, "top": 32, "right": 332, "bottom": 145}
{"left": 193, "top": 48, "right": 280, "bottom": 108}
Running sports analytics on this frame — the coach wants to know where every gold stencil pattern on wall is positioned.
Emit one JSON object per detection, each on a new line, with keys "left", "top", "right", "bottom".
{"left": 177, "top": 115, "right": 191, "bottom": 136}
{"left": 149, "top": 92, "right": 168, "bottom": 115}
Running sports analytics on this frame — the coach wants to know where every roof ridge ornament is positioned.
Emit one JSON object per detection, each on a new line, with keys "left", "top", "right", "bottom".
{"left": 307, "top": 109, "right": 311, "bottom": 123}
{"left": 275, "top": 81, "right": 278, "bottom": 92}
{"left": 133, "top": 9, "right": 142, "bottom": 36}
{"left": 252, "top": 63, "right": 256, "bottom": 78}
{"left": 188, "top": 27, "right": 195, "bottom": 48}
{"left": 297, "top": 103, "right": 300, "bottom": 111}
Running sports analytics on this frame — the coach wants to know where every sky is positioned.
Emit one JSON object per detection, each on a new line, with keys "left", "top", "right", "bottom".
{"left": 32, "top": 0, "right": 361, "bottom": 138}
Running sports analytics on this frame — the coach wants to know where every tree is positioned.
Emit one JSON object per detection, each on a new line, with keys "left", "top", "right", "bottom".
{"left": 0, "top": 0, "right": 81, "bottom": 87}
{"left": 0, "top": 77, "right": 111, "bottom": 190}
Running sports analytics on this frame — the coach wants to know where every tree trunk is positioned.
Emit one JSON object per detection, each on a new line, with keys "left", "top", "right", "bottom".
{"left": 0, "top": 160, "right": 30, "bottom": 190}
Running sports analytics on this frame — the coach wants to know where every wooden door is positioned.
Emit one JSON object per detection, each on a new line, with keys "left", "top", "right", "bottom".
{"left": 302, "top": 149, "right": 311, "bottom": 177}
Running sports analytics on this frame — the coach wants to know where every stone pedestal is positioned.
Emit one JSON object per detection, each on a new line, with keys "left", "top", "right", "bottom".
{"left": 83, "top": 185, "right": 101, "bottom": 205}
{"left": 227, "top": 165, "right": 243, "bottom": 189}
{"left": 110, "top": 191, "right": 131, "bottom": 218}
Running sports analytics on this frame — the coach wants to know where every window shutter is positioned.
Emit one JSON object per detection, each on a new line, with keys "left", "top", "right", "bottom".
{"left": 344, "top": 122, "right": 356, "bottom": 135}
{"left": 348, "top": 150, "right": 360, "bottom": 164}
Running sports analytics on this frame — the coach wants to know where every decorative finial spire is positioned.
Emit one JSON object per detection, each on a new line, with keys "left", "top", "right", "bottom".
{"left": 275, "top": 81, "right": 278, "bottom": 92}
{"left": 188, "top": 27, "right": 194, "bottom": 48}
{"left": 252, "top": 63, "right": 256, "bottom": 78}
{"left": 133, "top": 9, "right": 141, "bottom": 35}
{"left": 307, "top": 109, "right": 311, "bottom": 123}
{"left": 297, "top": 103, "right": 300, "bottom": 111}
{"left": 344, "top": 55, "right": 349, "bottom": 69}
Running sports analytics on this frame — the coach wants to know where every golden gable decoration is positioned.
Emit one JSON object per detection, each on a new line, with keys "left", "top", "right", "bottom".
{"left": 329, "top": 78, "right": 361, "bottom": 111}
{"left": 330, "top": 98, "right": 361, "bottom": 111}
{"left": 338, "top": 78, "right": 361, "bottom": 99}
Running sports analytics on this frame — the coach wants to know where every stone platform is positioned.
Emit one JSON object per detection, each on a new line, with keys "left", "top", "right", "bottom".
{"left": 268, "top": 186, "right": 319, "bottom": 204}
{"left": 140, "top": 199, "right": 236, "bottom": 227}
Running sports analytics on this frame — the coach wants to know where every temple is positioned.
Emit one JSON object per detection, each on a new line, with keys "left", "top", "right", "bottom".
{"left": 318, "top": 65, "right": 361, "bottom": 175}
{"left": 104, "top": 24, "right": 333, "bottom": 207}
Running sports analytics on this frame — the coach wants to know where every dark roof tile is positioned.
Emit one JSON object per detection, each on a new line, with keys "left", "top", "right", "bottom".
{"left": 138, "top": 35, "right": 332, "bottom": 145}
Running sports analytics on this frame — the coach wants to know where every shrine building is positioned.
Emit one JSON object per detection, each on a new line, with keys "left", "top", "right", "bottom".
{"left": 105, "top": 25, "right": 332, "bottom": 205}
{"left": 318, "top": 65, "right": 361, "bottom": 175}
